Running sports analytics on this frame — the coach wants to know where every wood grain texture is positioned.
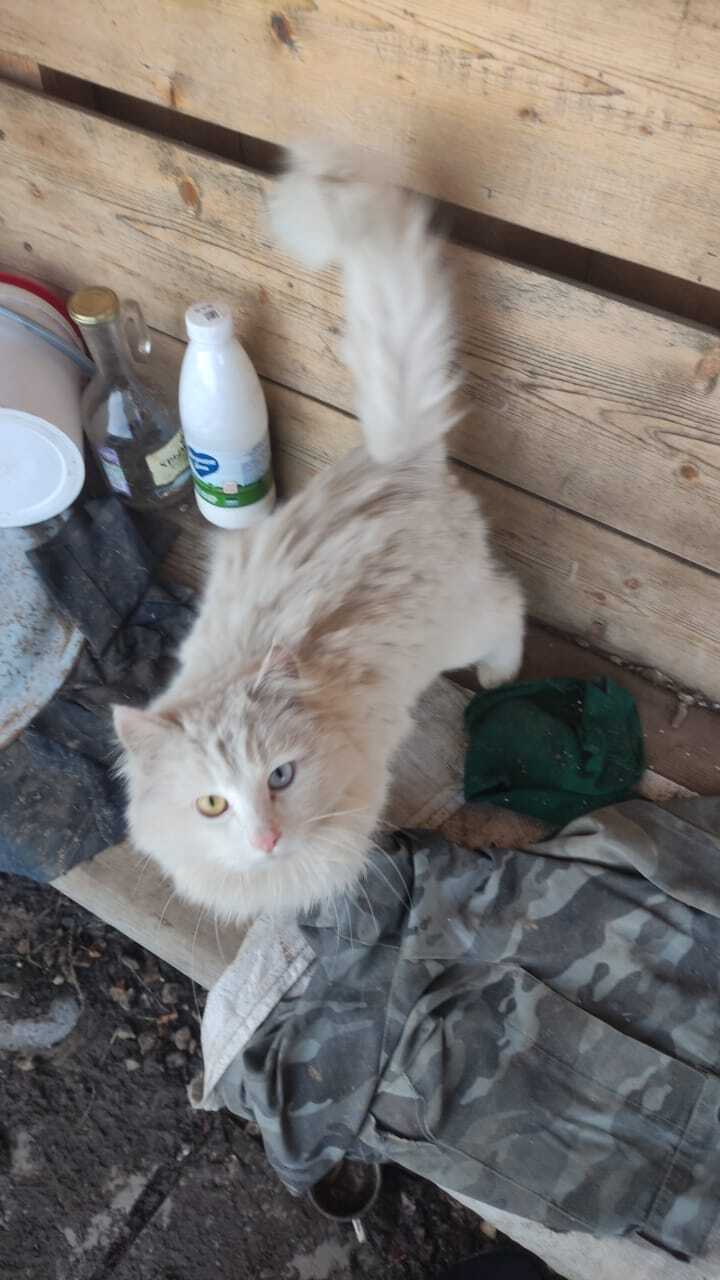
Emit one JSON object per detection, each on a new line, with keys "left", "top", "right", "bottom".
{"left": 1, "top": 82, "right": 719, "bottom": 576}
{"left": 2, "top": 0, "right": 720, "bottom": 285}
{"left": 0, "top": 48, "right": 41, "bottom": 87}
{"left": 514, "top": 629, "right": 720, "bottom": 796}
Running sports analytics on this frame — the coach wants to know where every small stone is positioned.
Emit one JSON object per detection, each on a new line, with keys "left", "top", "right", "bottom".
{"left": 400, "top": 1191, "right": 417, "bottom": 1216}
{"left": 112, "top": 1027, "right": 136, "bottom": 1043}
{"left": 165, "top": 1052, "right": 187, "bottom": 1071}
{"left": 671, "top": 700, "right": 689, "bottom": 730}
{"left": 138, "top": 1031, "right": 157, "bottom": 1056}
{"left": 16, "top": 1055, "right": 35, "bottom": 1072}
{"left": 122, "top": 955, "right": 140, "bottom": 972}
{"left": 173, "top": 1026, "right": 192, "bottom": 1052}
{"left": 124, "top": 1058, "right": 141, "bottom": 1072}
{"left": 109, "top": 983, "right": 133, "bottom": 1010}
{"left": 161, "top": 983, "right": 179, "bottom": 1006}
{"left": 52, "top": 975, "right": 64, "bottom": 986}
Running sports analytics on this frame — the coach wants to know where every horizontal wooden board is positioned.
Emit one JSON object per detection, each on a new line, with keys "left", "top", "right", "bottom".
{"left": 150, "top": 342, "right": 720, "bottom": 698}
{"left": 3, "top": 1, "right": 720, "bottom": 287}
{"left": 1, "top": 83, "right": 719, "bottom": 579}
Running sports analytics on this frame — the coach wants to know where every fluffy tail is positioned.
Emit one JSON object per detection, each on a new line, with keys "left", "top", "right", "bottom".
{"left": 269, "top": 141, "right": 460, "bottom": 464}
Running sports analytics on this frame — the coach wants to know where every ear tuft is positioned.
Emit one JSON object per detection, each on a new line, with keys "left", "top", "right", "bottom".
{"left": 252, "top": 644, "right": 301, "bottom": 691}
{"left": 112, "top": 705, "right": 179, "bottom": 750}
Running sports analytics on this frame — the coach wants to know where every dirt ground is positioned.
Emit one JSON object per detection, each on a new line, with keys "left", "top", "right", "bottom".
{"left": 0, "top": 872, "right": 555, "bottom": 1280}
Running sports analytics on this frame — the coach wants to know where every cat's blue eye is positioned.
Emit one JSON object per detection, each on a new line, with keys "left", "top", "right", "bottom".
{"left": 268, "top": 762, "right": 296, "bottom": 791}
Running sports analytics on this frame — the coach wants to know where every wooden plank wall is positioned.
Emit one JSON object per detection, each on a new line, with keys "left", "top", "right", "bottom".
{"left": 0, "top": 0, "right": 719, "bottom": 701}
{"left": 2, "top": 0, "right": 720, "bottom": 287}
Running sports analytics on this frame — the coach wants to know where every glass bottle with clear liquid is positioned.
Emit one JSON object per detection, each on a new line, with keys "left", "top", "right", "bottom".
{"left": 68, "top": 287, "right": 191, "bottom": 510}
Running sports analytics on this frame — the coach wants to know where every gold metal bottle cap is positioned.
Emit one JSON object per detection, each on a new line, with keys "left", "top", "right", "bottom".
{"left": 68, "top": 286, "right": 120, "bottom": 326}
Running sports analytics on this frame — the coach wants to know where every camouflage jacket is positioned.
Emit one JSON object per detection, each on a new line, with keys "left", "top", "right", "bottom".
{"left": 199, "top": 797, "right": 720, "bottom": 1260}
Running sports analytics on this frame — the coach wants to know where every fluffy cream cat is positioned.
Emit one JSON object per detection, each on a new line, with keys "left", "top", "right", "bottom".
{"left": 114, "top": 143, "right": 525, "bottom": 922}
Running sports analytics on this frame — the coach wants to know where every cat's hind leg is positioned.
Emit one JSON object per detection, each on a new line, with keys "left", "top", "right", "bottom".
{"left": 475, "top": 575, "right": 525, "bottom": 688}
{"left": 446, "top": 572, "right": 525, "bottom": 689}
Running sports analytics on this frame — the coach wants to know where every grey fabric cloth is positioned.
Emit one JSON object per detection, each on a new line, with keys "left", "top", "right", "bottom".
{"left": 0, "top": 498, "right": 195, "bottom": 880}
{"left": 214, "top": 797, "right": 720, "bottom": 1261}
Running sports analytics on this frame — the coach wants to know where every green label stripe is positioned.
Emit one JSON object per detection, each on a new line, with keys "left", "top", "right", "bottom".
{"left": 192, "top": 470, "right": 272, "bottom": 508}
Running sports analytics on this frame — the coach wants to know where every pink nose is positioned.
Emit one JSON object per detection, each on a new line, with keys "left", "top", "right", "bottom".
{"left": 251, "top": 827, "right": 281, "bottom": 854}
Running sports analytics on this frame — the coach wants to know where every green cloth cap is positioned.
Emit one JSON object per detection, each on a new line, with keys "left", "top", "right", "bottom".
{"left": 464, "top": 676, "right": 645, "bottom": 828}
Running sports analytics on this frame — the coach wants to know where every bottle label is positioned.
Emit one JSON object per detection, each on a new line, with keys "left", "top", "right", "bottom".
{"left": 146, "top": 431, "right": 190, "bottom": 489}
{"left": 187, "top": 437, "right": 273, "bottom": 509}
{"left": 98, "top": 446, "right": 131, "bottom": 497}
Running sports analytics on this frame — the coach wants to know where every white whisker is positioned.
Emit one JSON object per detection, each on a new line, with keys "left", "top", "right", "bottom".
{"left": 302, "top": 807, "right": 369, "bottom": 827}
{"left": 330, "top": 891, "right": 343, "bottom": 951}
{"left": 354, "top": 879, "right": 379, "bottom": 937}
{"left": 190, "top": 906, "right": 207, "bottom": 1027}
{"left": 158, "top": 889, "right": 177, "bottom": 927}
{"left": 365, "top": 849, "right": 411, "bottom": 912}
{"left": 344, "top": 891, "right": 355, "bottom": 952}
{"left": 213, "top": 912, "right": 228, "bottom": 968}
{"left": 131, "top": 851, "right": 155, "bottom": 901}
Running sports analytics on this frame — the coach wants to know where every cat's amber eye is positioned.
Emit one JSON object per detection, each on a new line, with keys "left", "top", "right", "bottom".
{"left": 195, "top": 794, "right": 229, "bottom": 818}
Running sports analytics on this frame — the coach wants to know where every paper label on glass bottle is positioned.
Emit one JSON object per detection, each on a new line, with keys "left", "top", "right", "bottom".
{"left": 98, "top": 446, "right": 131, "bottom": 497}
{"left": 187, "top": 437, "right": 273, "bottom": 509}
{"left": 146, "top": 431, "right": 190, "bottom": 488}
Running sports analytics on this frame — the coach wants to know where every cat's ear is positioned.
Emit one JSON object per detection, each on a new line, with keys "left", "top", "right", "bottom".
{"left": 113, "top": 705, "right": 180, "bottom": 751}
{"left": 252, "top": 643, "right": 301, "bottom": 691}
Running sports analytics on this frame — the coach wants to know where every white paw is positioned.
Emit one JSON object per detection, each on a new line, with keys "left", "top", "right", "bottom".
{"left": 475, "top": 660, "right": 520, "bottom": 690}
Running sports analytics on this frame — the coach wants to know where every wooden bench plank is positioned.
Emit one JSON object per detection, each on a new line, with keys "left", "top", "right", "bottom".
{"left": 1, "top": 82, "right": 719, "bottom": 578}
{"left": 2, "top": 1, "right": 720, "bottom": 286}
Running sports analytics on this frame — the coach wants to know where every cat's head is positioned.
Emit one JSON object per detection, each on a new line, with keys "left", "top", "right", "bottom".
{"left": 113, "top": 650, "right": 380, "bottom": 922}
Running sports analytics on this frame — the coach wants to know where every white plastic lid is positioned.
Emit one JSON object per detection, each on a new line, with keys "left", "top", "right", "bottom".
{"left": 0, "top": 409, "right": 85, "bottom": 527}
{"left": 184, "top": 300, "right": 235, "bottom": 345}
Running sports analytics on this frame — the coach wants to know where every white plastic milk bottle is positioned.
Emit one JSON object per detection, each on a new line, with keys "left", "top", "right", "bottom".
{"left": 179, "top": 301, "right": 275, "bottom": 528}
